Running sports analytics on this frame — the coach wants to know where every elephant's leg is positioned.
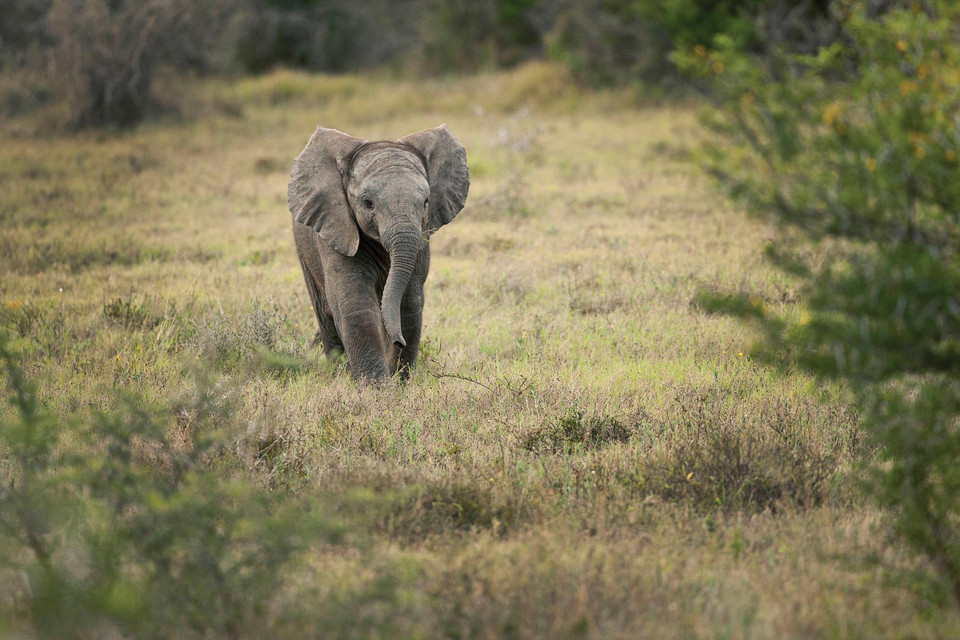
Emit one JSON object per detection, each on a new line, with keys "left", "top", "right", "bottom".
{"left": 340, "top": 310, "right": 390, "bottom": 381}
{"left": 295, "top": 224, "right": 343, "bottom": 359}
{"left": 336, "top": 290, "right": 390, "bottom": 382}
{"left": 315, "top": 313, "right": 344, "bottom": 358}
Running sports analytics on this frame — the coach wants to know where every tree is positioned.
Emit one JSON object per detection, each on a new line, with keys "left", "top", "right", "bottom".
{"left": 680, "top": 1, "right": 960, "bottom": 601}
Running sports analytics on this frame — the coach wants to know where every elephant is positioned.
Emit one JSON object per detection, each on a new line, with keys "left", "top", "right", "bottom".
{"left": 288, "top": 124, "right": 470, "bottom": 382}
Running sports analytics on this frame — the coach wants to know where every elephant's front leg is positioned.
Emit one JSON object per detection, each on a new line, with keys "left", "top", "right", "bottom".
{"left": 336, "top": 290, "right": 391, "bottom": 383}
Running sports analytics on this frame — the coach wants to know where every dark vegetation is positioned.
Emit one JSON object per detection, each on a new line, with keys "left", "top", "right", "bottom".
{"left": 3, "top": 0, "right": 844, "bottom": 127}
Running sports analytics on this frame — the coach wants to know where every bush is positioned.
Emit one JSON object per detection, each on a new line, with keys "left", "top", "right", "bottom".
{"left": 0, "top": 334, "right": 338, "bottom": 638}
{"left": 522, "top": 409, "right": 636, "bottom": 454}
{"left": 543, "top": 0, "right": 672, "bottom": 86}
{"left": 0, "top": 0, "right": 53, "bottom": 65}
{"left": 543, "top": 0, "right": 844, "bottom": 86}
{"left": 46, "top": 0, "right": 235, "bottom": 127}
{"left": 681, "top": 2, "right": 960, "bottom": 601}
{"left": 229, "top": 0, "right": 422, "bottom": 74}
{"left": 414, "top": 0, "right": 541, "bottom": 74}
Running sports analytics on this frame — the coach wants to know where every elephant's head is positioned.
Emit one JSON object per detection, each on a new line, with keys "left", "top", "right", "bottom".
{"left": 288, "top": 124, "right": 469, "bottom": 348}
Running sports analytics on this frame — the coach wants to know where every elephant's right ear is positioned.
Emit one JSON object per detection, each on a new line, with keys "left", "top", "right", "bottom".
{"left": 288, "top": 127, "right": 366, "bottom": 257}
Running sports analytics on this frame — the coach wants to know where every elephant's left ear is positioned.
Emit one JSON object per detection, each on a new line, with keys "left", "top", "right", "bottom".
{"left": 399, "top": 124, "right": 470, "bottom": 233}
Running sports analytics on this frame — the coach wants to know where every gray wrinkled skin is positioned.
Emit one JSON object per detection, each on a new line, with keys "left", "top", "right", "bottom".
{"left": 289, "top": 125, "right": 469, "bottom": 382}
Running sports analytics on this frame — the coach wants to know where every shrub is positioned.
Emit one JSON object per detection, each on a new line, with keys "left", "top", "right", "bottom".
{"left": 414, "top": 0, "right": 541, "bottom": 74}
{"left": 46, "top": 0, "right": 236, "bottom": 127}
{"left": 229, "top": 0, "right": 422, "bottom": 74}
{"left": 523, "top": 409, "right": 636, "bottom": 454}
{"left": 680, "top": 2, "right": 960, "bottom": 601}
{"left": 384, "top": 479, "right": 517, "bottom": 538}
{"left": 543, "top": 0, "right": 672, "bottom": 86}
{"left": 543, "top": 0, "right": 844, "bottom": 86}
{"left": 0, "top": 333, "right": 338, "bottom": 638}
{"left": 0, "top": 0, "right": 53, "bottom": 65}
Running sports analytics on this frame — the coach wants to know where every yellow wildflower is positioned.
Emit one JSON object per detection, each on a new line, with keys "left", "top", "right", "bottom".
{"left": 865, "top": 157, "right": 877, "bottom": 172}
{"left": 694, "top": 44, "right": 707, "bottom": 57}
{"left": 896, "top": 40, "right": 907, "bottom": 52}
{"left": 915, "top": 145, "right": 926, "bottom": 159}
{"left": 712, "top": 60, "right": 725, "bottom": 75}
{"left": 917, "top": 63, "right": 930, "bottom": 80}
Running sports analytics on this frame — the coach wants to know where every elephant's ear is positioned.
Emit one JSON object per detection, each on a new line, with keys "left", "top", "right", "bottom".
{"left": 398, "top": 124, "right": 470, "bottom": 233}
{"left": 288, "top": 127, "right": 366, "bottom": 257}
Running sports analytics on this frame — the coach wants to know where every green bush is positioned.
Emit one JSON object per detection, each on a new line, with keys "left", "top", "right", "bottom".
{"left": 637, "top": 0, "right": 764, "bottom": 50}
{"left": 545, "top": 0, "right": 843, "bottom": 86}
{"left": 544, "top": 0, "right": 672, "bottom": 86}
{"left": 0, "top": 334, "right": 339, "bottom": 638}
{"left": 680, "top": 2, "right": 960, "bottom": 601}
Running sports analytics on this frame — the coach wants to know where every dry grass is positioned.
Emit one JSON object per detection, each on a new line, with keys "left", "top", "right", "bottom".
{"left": 2, "top": 62, "right": 958, "bottom": 637}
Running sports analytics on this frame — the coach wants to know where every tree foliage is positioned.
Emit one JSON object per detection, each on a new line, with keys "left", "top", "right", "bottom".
{"left": 680, "top": 0, "right": 960, "bottom": 601}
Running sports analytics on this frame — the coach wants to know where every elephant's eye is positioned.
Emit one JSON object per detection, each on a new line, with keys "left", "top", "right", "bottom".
{"left": 362, "top": 197, "right": 374, "bottom": 210}
{"left": 423, "top": 197, "right": 429, "bottom": 209}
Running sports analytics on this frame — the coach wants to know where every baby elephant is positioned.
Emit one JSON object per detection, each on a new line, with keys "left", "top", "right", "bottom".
{"left": 289, "top": 125, "right": 470, "bottom": 382}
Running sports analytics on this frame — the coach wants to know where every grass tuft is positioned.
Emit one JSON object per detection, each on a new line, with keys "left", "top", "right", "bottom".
{"left": 523, "top": 409, "right": 637, "bottom": 454}
{"left": 384, "top": 479, "right": 517, "bottom": 539}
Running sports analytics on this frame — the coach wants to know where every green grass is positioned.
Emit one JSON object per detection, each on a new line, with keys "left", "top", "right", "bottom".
{"left": 2, "top": 63, "right": 958, "bottom": 638}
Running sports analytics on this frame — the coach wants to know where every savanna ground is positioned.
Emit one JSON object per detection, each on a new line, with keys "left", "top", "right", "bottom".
{"left": 2, "top": 63, "right": 958, "bottom": 638}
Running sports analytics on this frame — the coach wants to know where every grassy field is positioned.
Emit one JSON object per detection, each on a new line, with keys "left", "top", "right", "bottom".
{"left": 2, "top": 63, "right": 958, "bottom": 638}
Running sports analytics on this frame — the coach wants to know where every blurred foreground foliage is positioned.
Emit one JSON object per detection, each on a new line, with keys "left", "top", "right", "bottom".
{"left": 682, "top": 0, "right": 960, "bottom": 602}
{"left": 0, "top": 333, "right": 341, "bottom": 639}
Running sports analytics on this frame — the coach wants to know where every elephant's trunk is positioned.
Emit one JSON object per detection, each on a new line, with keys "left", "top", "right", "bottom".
{"left": 380, "top": 224, "right": 422, "bottom": 348}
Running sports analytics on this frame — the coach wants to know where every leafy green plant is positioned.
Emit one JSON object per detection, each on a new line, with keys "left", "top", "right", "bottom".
{"left": 0, "top": 333, "right": 340, "bottom": 639}
{"left": 679, "top": 1, "right": 960, "bottom": 601}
